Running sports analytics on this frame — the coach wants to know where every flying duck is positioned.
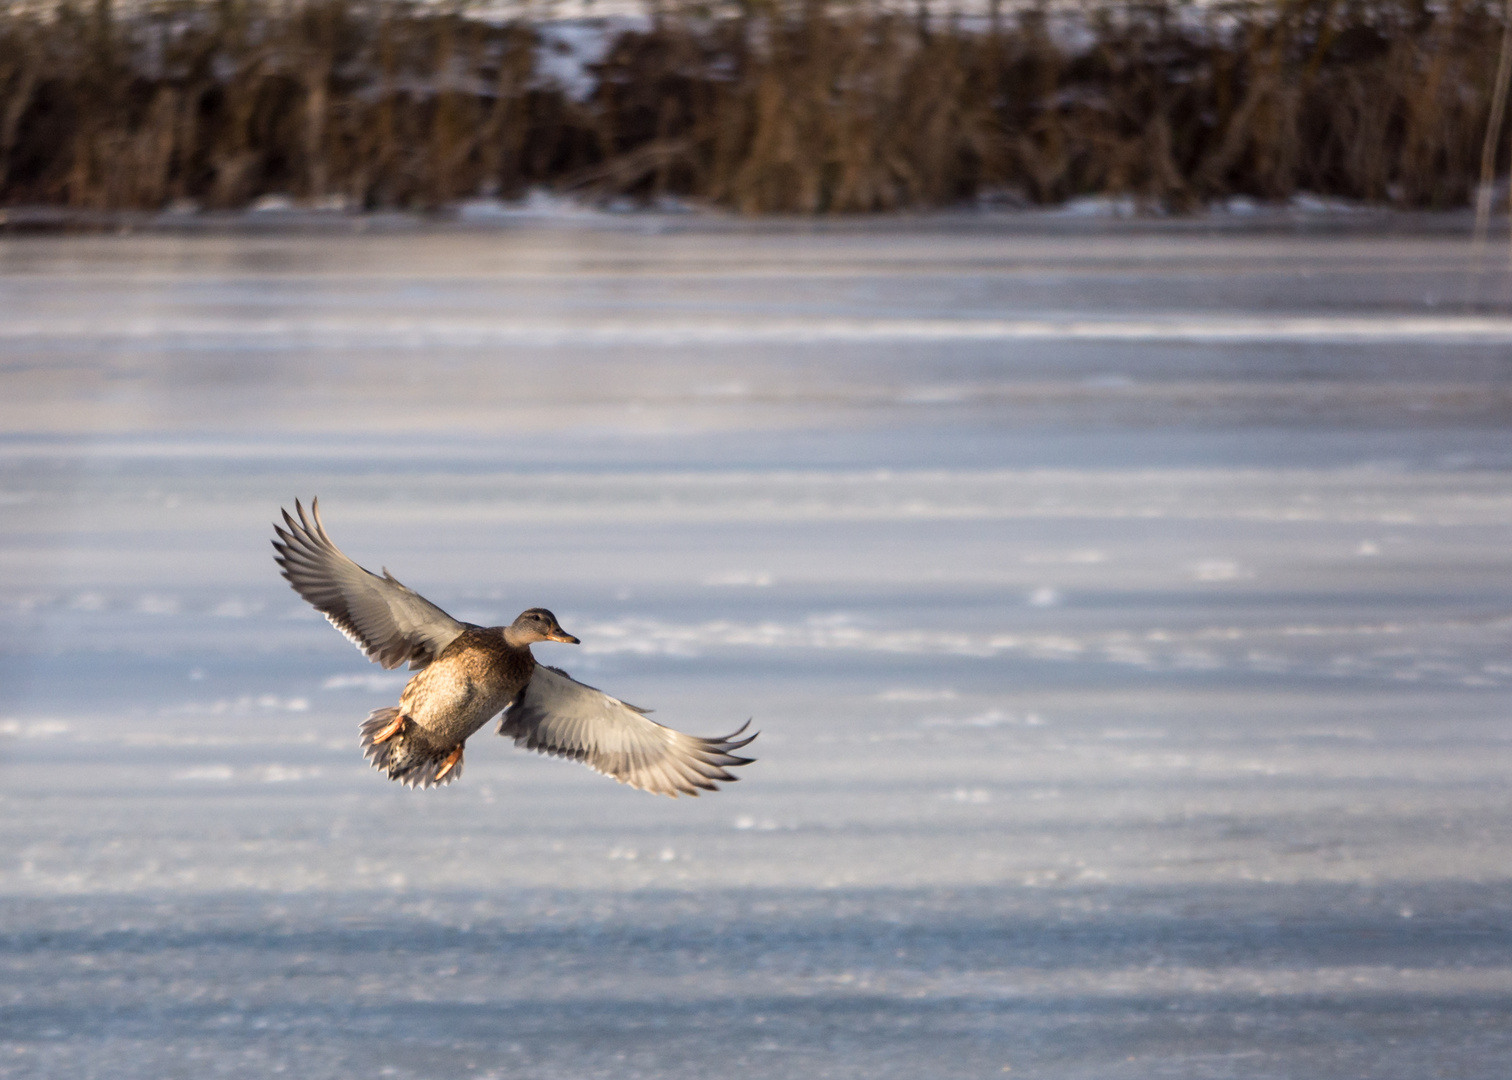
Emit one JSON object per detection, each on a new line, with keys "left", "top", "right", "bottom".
{"left": 272, "top": 499, "right": 756, "bottom": 794}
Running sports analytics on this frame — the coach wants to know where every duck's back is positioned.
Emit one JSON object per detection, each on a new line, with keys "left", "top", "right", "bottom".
{"left": 399, "top": 628, "right": 535, "bottom": 743}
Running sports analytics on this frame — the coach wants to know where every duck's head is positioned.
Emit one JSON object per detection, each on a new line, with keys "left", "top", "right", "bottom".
{"left": 505, "top": 607, "right": 579, "bottom": 646}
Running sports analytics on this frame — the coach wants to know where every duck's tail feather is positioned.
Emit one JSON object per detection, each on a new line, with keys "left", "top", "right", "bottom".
{"left": 359, "top": 708, "right": 463, "bottom": 789}
{"left": 359, "top": 707, "right": 403, "bottom": 771}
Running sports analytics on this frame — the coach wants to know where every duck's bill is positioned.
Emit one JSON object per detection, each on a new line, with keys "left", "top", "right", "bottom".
{"left": 546, "top": 630, "right": 580, "bottom": 644}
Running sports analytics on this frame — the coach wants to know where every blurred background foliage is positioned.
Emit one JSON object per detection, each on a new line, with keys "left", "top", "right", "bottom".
{"left": 0, "top": 0, "right": 1505, "bottom": 213}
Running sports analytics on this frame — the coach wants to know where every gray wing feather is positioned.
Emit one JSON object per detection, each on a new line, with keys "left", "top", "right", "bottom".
{"left": 271, "top": 498, "right": 470, "bottom": 670}
{"left": 499, "top": 666, "right": 756, "bottom": 797}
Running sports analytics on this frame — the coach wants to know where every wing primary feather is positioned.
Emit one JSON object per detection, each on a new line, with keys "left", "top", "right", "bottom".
{"left": 272, "top": 498, "right": 469, "bottom": 671}
{"left": 499, "top": 666, "right": 755, "bottom": 796}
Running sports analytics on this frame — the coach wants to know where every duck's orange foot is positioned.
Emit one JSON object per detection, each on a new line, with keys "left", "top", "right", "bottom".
{"left": 371, "top": 714, "right": 406, "bottom": 745}
{"left": 434, "top": 745, "right": 463, "bottom": 783}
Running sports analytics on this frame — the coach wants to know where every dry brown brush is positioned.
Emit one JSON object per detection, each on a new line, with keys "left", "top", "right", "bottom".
{"left": 0, "top": 0, "right": 1508, "bottom": 213}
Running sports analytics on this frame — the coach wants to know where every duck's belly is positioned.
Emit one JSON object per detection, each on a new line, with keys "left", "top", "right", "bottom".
{"left": 399, "top": 649, "right": 531, "bottom": 744}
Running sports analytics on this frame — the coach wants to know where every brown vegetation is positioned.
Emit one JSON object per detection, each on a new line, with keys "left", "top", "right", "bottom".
{"left": 0, "top": 0, "right": 1508, "bottom": 213}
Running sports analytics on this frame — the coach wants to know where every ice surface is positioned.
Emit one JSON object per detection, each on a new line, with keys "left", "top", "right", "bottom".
{"left": 2, "top": 223, "right": 1511, "bottom": 1078}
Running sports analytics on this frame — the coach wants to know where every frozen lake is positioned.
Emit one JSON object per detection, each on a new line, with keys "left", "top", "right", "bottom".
{"left": 2, "top": 219, "right": 1511, "bottom": 1078}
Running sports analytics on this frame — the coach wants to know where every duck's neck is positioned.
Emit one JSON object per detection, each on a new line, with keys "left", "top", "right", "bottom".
{"left": 501, "top": 625, "right": 538, "bottom": 649}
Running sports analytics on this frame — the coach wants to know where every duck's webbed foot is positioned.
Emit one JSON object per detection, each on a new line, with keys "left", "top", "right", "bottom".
{"left": 370, "top": 713, "right": 406, "bottom": 744}
{"left": 434, "top": 745, "right": 464, "bottom": 783}
{"left": 360, "top": 707, "right": 407, "bottom": 772}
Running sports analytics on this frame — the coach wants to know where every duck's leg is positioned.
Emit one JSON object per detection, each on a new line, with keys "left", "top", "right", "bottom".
{"left": 370, "top": 713, "right": 406, "bottom": 744}
{"left": 434, "top": 745, "right": 464, "bottom": 783}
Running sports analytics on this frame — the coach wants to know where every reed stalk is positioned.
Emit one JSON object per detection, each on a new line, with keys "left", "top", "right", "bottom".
{"left": 1475, "top": 0, "right": 1512, "bottom": 250}
{"left": 0, "top": 0, "right": 1507, "bottom": 214}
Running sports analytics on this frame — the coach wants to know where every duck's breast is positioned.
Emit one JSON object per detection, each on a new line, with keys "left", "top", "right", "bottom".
{"left": 400, "top": 633, "right": 534, "bottom": 742}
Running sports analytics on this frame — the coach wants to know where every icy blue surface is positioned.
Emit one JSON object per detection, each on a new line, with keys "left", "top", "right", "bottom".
{"left": 2, "top": 223, "right": 1511, "bottom": 1078}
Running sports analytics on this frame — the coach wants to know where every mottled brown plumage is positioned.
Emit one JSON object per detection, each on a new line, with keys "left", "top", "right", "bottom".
{"left": 272, "top": 498, "right": 756, "bottom": 794}
{"left": 359, "top": 627, "right": 541, "bottom": 787}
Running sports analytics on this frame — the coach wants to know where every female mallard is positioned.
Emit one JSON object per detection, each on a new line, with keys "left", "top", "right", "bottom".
{"left": 272, "top": 499, "right": 755, "bottom": 794}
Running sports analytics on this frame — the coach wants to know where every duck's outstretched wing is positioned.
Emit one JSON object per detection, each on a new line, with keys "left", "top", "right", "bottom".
{"left": 499, "top": 666, "right": 756, "bottom": 797}
{"left": 272, "top": 498, "right": 471, "bottom": 670}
